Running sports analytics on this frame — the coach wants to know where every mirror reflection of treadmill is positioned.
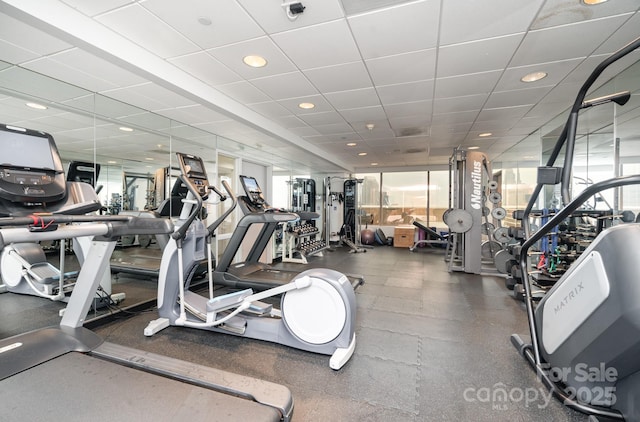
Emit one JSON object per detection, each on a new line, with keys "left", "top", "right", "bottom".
{"left": 109, "top": 169, "right": 207, "bottom": 279}
{"left": 213, "top": 176, "right": 364, "bottom": 291}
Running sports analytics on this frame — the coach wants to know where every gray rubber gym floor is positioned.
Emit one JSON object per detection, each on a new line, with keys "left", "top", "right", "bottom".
{"left": 1, "top": 244, "right": 589, "bottom": 421}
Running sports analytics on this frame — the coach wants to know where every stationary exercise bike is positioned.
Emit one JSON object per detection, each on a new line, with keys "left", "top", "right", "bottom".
{"left": 145, "top": 152, "right": 357, "bottom": 370}
{"left": 512, "top": 36, "right": 640, "bottom": 421}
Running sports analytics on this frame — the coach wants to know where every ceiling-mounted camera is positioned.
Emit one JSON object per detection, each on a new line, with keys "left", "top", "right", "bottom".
{"left": 282, "top": 1, "right": 305, "bottom": 20}
{"left": 289, "top": 2, "right": 305, "bottom": 14}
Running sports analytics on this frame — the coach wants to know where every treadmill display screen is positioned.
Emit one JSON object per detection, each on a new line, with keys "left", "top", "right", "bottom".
{"left": 177, "top": 153, "right": 206, "bottom": 179}
{"left": 0, "top": 128, "right": 57, "bottom": 171}
{"left": 240, "top": 175, "right": 261, "bottom": 194}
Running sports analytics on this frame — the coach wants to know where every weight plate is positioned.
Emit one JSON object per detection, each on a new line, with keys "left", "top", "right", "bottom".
{"left": 444, "top": 208, "right": 473, "bottom": 233}
{"left": 494, "top": 250, "right": 515, "bottom": 274}
{"left": 488, "top": 181, "right": 499, "bottom": 190}
{"left": 621, "top": 210, "right": 635, "bottom": 223}
{"left": 488, "top": 192, "right": 502, "bottom": 204}
{"left": 482, "top": 206, "right": 491, "bottom": 217}
{"left": 120, "top": 234, "right": 135, "bottom": 246}
{"left": 481, "top": 240, "right": 502, "bottom": 259}
{"left": 491, "top": 207, "right": 506, "bottom": 220}
{"left": 139, "top": 234, "right": 152, "bottom": 248}
{"left": 493, "top": 226, "right": 512, "bottom": 243}
{"left": 481, "top": 222, "right": 495, "bottom": 235}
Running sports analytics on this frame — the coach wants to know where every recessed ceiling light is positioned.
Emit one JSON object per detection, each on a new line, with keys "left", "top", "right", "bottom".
{"left": 346, "top": 142, "right": 357, "bottom": 146}
{"left": 371, "top": 162, "right": 378, "bottom": 166}
{"left": 198, "top": 17, "right": 212, "bottom": 26}
{"left": 243, "top": 55, "right": 267, "bottom": 68}
{"left": 468, "top": 146, "right": 480, "bottom": 150}
{"left": 358, "top": 152, "right": 367, "bottom": 156}
{"left": 119, "top": 126, "right": 133, "bottom": 132}
{"left": 365, "top": 123, "right": 375, "bottom": 131}
{"left": 145, "top": 157, "right": 154, "bottom": 161}
{"left": 298, "top": 102, "right": 315, "bottom": 110}
{"left": 521, "top": 71, "right": 548, "bottom": 83}
{"left": 582, "top": 0, "right": 608, "bottom": 4}
{"left": 26, "top": 102, "right": 47, "bottom": 110}
{"left": 478, "top": 132, "right": 492, "bottom": 137}
{"left": 107, "top": 160, "right": 117, "bottom": 164}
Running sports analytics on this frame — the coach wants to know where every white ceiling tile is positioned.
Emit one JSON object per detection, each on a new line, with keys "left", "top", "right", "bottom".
{"left": 594, "top": 13, "right": 640, "bottom": 55}
{"left": 377, "top": 80, "right": 433, "bottom": 105}
{"left": 432, "top": 110, "right": 479, "bottom": 124}
{"left": 96, "top": 3, "right": 199, "bottom": 58}
{"left": 437, "top": 34, "right": 524, "bottom": 78}
{"left": 304, "top": 61, "right": 373, "bottom": 92}
{"left": 155, "top": 104, "right": 233, "bottom": 125}
{"left": 384, "top": 100, "right": 432, "bottom": 119}
{"left": 238, "top": 0, "right": 345, "bottom": 34}
{"left": 142, "top": 0, "right": 264, "bottom": 50}
{"left": 0, "top": 66, "right": 89, "bottom": 103}
{"left": 313, "top": 122, "right": 355, "bottom": 135}
{"left": 347, "top": 0, "right": 439, "bottom": 59}
{"left": 0, "top": 13, "right": 72, "bottom": 57}
{"left": 476, "top": 105, "right": 531, "bottom": 122}
{"left": 271, "top": 20, "right": 360, "bottom": 70}
{"left": 0, "top": 40, "right": 41, "bottom": 65}
{"left": 440, "top": 0, "right": 543, "bottom": 45}
{"left": 510, "top": 14, "right": 633, "bottom": 67}
{"left": 366, "top": 49, "right": 436, "bottom": 86}
{"left": 208, "top": 37, "right": 296, "bottom": 79}
{"left": 434, "top": 70, "right": 502, "bottom": 98}
{"left": 494, "top": 58, "right": 583, "bottom": 91}
{"left": 531, "top": 0, "right": 639, "bottom": 30}
{"left": 101, "top": 82, "right": 192, "bottom": 112}
{"left": 338, "top": 105, "right": 387, "bottom": 123}
{"left": 324, "top": 87, "right": 381, "bottom": 109}
{"left": 168, "top": 52, "right": 242, "bottom": 86}
{"left": 216, "top": 81, "right": 271, "bottom": 104}
{"left": 277, "top": 95, "right": 333, "bottom": 114}
{"left": 485, "top": 86, "right": 551, "bottom": 109}
{"left": 24, "top": 48, "right": 149, "bottom": 93}
{"left": 298, "top": 110, "right": 347, "bottom": 126}
{"left": 304, "top": 133, "right": 360, "bottom": 144}
{"left": 249, "top": 71, "right": 318, "bottom": 100}
{"left": 249, "top": 101, "right": 293, "bottom": 118}
{"left": 61, "top": 0, "right": 134, "bottom": 17}
{"left": 433, "top": 94, "right": 487, "bottom": 114}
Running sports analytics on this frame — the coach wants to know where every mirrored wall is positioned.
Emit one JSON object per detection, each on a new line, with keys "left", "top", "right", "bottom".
{"left": 492, "top": 56, "right": 640, "bottom": 223}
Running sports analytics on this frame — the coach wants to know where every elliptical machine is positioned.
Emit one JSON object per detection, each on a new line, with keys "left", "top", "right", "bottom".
{"left": 511, "top": 36, "right": 640, "bottom": 420}
{"left": 145, "top": 152, "right": 357, "bottom": 370}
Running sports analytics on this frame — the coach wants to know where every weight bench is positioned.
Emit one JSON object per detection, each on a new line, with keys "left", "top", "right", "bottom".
{"left": 409, "top": 221, "right": 449, "bottom": 252}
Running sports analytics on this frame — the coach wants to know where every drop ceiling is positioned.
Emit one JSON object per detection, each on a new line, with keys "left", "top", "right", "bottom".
{"left": 0, "top": 0, "right": 639, "bottom": 173}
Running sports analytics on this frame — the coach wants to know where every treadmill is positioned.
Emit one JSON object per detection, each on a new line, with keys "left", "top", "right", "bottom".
{"left": 0, "top": 124, "right": 293, "bottom": 421}
{"left": 213, "top": 175, "right": 364, "bottom": 291}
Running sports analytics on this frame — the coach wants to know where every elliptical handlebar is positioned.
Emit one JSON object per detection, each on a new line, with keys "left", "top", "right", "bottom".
{"left": 171, "top": 174, "right": 204, "bottom": 242}
{"left": 206, "top": 179, "right": 237, "bottom": 237}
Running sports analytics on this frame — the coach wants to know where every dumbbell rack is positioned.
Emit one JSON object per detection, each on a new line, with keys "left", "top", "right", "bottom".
{"left": 281, "top": 220, "right": 327, "bottom": 264}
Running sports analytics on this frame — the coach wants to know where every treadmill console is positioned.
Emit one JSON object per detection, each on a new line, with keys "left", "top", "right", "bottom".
{"left": 0, "top": 124, "right": 66, "bottom": 204}
{"left": 176, "top": 152, "right": 209, "bottom": 197}
{"left": 239, "top": 175, "right": 267, "bottom": 207}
